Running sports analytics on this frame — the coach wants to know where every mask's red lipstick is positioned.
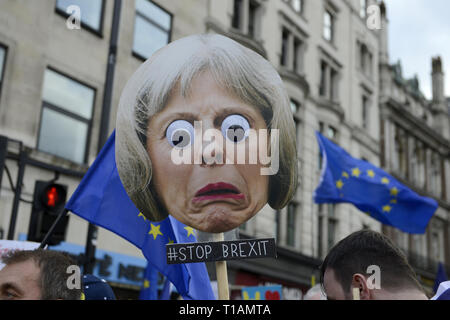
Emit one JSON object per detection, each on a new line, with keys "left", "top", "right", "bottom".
{"left": 193, "top": 182, "right": 245, "bottom": 202}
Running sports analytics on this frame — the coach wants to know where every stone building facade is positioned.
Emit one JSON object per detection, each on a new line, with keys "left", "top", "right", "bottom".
{"left": 0, "top": 0, "right": 448, "bottom": 298}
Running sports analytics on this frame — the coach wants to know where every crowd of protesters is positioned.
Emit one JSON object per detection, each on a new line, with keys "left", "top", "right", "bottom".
{"left": 0, "top": 229, "right": 448, "bottom": 300}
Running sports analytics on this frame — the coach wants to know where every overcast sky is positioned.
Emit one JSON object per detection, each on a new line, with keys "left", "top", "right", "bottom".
{"left": 386, "top": 0, "right": 450, "bottom": 100}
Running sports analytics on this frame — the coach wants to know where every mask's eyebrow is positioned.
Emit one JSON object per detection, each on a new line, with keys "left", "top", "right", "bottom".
{"left": 156, "top": 112, "right": 198, "bottom": 131}
{"left": 0, "top": 282, "right": 24, "bottom": 297}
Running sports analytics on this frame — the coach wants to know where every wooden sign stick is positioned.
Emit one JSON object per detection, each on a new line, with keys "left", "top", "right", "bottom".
{"left": 214, "top": 232, "right": 229, "bottom": 300}
{"left": 352, "top": 287, "right": 360, "bottom": 300}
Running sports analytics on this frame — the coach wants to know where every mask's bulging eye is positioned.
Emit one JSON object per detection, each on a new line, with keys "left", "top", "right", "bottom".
{"left": 221, "top": 114, "right": 250, "bottom": 143}
{"left": 166, "top": 120, "right": 194, "bottom": 148}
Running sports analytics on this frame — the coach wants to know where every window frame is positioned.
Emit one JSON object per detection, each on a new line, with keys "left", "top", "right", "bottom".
{"left": 362, "top": 94, "right": 370, "bottom": 130}
{"left": 55, "top": 0, "right": 106, "bottom": 37}
{"left": 132, "top": 0, "right": 173, "bottom": 62}
{"left": 37, "top": 67, "right": 96, "bottom": 164}
{"left": 284, "top": 0, "right": 304, "bottom": 15}
{"left": 286, "top": 201, "right": 298, "bottom": 247}
{"left": 360, "top": 0, "right": 367, "bottom": 19}
{"left": 0, "top": 44, "right": 7, "bottom": 100}
{"left": 323, "top": 9, "right": 334, "bottom": 43}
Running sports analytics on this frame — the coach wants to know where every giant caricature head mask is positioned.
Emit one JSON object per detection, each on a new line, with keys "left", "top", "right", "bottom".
{"left": 116, "top": 34, "right": 297, "bottom": 233}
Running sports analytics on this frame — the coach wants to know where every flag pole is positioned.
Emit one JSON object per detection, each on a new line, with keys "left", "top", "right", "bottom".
{"left": 213, "top": 232, "right": 229, "bottom": 300}
{"left": 38, "top": 208, "right": 69, "bottom": 249}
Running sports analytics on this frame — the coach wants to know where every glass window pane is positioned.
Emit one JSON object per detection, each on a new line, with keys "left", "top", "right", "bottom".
{"left": 360, "top": 0, "right": 367, "bottom": 18}
{"left": 42, "top": 69, "right": 94, "bottom": 119}
{"left": 323, "top": 11, "right": 332, "bottom": 41}
{"left": 328, "top": 220, "right": 335, "bottom": 249}
{"left": 135, "top": 0, "right": 171, "bottom": 30}
{"left": 56, "top": 0, "right": 103, "bottom": 31}
{"left": 287, "top": 204, "right": 296, "bottom": 246}
{"left": 290, "top": 100, "right": 298, "bottom": 113}
{"left": 327, "top": 126, "right": 336, "bottom": 139}
{"left": 38, "top": 107, "right": 88, "bottom": 163}
{"left": 0, "top": 46, "right": 5, "bottom": 80}
{"left": 133, "top": 15, "right": 170, "bottom": 59}
{"left": 292, "top": 0, "right": 302, "bottom": 12}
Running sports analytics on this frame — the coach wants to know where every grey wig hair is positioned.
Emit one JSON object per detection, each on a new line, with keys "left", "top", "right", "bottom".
{"left": 116, "top": 33, "right": 298, "bottom": 221}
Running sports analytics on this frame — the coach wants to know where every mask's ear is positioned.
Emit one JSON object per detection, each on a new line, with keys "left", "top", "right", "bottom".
{"left": 351, "top": 273, "right": 371, "bottom": 300}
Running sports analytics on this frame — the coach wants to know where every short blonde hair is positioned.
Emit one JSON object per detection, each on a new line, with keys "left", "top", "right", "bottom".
{"left": 116, "top": 33, "right": 298, "bottom": 221}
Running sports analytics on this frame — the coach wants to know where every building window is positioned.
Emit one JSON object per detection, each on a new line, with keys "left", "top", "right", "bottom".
{"left": 290, "top": 99, "right": 299, "bottom": 114}
{"left": 394, "top": 128, "right": 407, "bottom": 178}
{"left": 232, "top": 0, "right": 243, "bottom": 29}
{"left": 290, "top": 99, "right": 300, "bottom": 143}
{"left": 318, "top": 122, "right": 337, "bottom": 170}
{"left": 319, "top": 60, "right": 339, "bottom": 102}
{"left": 38, "top": 69, "right": 95, "bottom": 164}
{"left": 293, "top": 38, "right": 303, "bottom": 74}
{"left": 360, "top": 0, "right": 367, "bottom": 18}
{"left": 318, "top": 210, "right": 323, "bottom": 257}
{"left": 284, "top": 0, "right": 303, "bottom": 14}
{"left": 319, "top": 61, "right": 327, "bottom": 96}
{"left": 318, "top": 204, "right": 337, "bottom": 257}
{"left": 359, "top": 43, "right": 373, "bottom": 77}
{"left": 292, "top": 0, "right": 303, "bottom": 13}
{"left": 287, "top": 202, "right": 297, "bottom": 247}
{"left": 248, "top": 0, "right": 258, "bottom": 38}
{"left": 327, "top": 205, "right": 337, "bottom": 251}
{"left": 323, "top": 10, "right": 334, "bottom": 42}
{"left": 280, "top": 27, "right": 304, "bottom": 74}
{"left": 327, "top": 126, "right": 337, "bottom": 139}
{"left": 430, "top": 152, "right": 441, "bottom": 196}
{"left": 133, "top": 0, "right": 172, "bottom": 60}
{"left": 330, "top": 68, "right": 338, "bottom": 101}
{"left": 280, "top": 28, "right": 289, "bottom": 67}
{"left": 231, "top": 0, "right": 261, "bottom": 38}
{"left": 56, "top": 0, "right": 104, "bottom": 34}
{"left": 0, "top": 45, "right": 6, "bottom": 98}
{"left": 415, "top": 142, "right": 426, "bottom": 189}
{"left": 362, "top": 94, "right": 370, "bottom": 130}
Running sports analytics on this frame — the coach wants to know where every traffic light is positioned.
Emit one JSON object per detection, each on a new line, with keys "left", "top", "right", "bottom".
{"left": 28, "top": 180, "right": 68, "bottom": 245}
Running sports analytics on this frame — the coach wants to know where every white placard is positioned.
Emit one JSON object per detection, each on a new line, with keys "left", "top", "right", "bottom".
{"left": 0, "top": 240, "right": 41, "bottom": 270}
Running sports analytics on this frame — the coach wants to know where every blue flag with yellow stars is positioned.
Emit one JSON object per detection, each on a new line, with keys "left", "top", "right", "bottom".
{"left": 139, "top": 263, "right": 159, "bottom": 300}
{"left": 314, "top": 131, "right": 437, "bottom": 234}
{"left": 66, "top": 130, "right": 215, "bottom": 300}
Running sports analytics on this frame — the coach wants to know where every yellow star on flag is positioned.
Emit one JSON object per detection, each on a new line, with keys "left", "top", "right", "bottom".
{"left": 390, "top": 199, "right": 397, "bottom": 204}
{"left": 342, "top": 171, "right": 349, "bottom": 179}
{"left": 367, "top": 170, "right": 375, "bottom": 178}
{"left": 351, "top": 167, "right": 361, "bottom": 178}
{"left": 143, "top": 280, "right": 150, "bottom": 289}
{"left": 381, "top": 177, "right": 390, "bottom": 184}
{"left": 138, "top": 212, "right": 147, "bottom": 221}
{"left": 390, "top": 187, "right": 399, "bottom": 196}
{"left": 168, "top": 238, "right": 174, "bottom": 244}
{"left": 148, "top": 223, "right": 163, "bottom": 240}
{"left": 382, "top": 205, "right": 392, "bottom": 213}
{"left": 336, "top": 179, "right": 344, "bottom": 189}
{"left": 185, "top": 226, "right": 195, "bottom": 237}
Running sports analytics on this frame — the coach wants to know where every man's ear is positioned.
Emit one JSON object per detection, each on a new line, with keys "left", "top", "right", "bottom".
{"left": 351, "top": 273, "right": 371, "bottom": 300}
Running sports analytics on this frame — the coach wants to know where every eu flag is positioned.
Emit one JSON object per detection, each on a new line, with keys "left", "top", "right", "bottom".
{"left": 139, "top": 263, "right": 159, "bottom": 300}
{"left": 66, "top": 130, "right": 215, "bottom": 300}
{"left": 433, "top": 262, "right": 448, "bottom": 294}
{"left": 314, "top": 131, "right": 437, "bottom": 234}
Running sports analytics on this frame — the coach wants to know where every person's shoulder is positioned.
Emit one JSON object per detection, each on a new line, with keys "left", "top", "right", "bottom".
{"left": 431, "top": 281, "right": 450, "bottom": 300}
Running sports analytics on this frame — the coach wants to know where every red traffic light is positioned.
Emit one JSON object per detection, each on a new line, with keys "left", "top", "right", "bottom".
{"left": 40, "top": 183, "right": 67, "bottom": 209}
{"left": 45, "top": 186, "right": 59, "bottom": 207}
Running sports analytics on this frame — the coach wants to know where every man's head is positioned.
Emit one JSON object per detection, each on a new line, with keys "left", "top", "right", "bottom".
{"left": 320, "top": 230, "right": 427, "bottom": 300}
{"left": 0, "top": 249, "right": 81, "bottom": 300}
